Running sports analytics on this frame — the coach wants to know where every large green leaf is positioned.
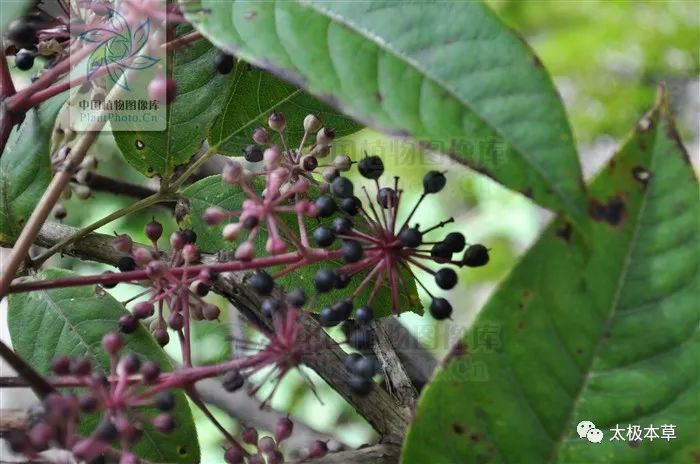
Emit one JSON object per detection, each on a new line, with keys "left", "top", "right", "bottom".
{"left": 183, "top": 0, "right": 588, "bottom": 231}
{"left": 209, "top": 62, "right": 362, "bottom": 155}
{"left": 8, "top": 269, "right": 201, "bottom": 463}
{"left": 179, "top": 175, "right": 421, "bottom": 317}
{"left": 402, "top": 92, "right": 699, "bottom": 463}
{"left": 0, "top": 95, "right": 65, "bottom": 241}
{"left": 113, "top": 33, "right": 230, "bottom": 179}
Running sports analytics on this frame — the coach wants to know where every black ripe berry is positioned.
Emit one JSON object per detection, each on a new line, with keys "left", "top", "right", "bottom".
{"left": 332, "top": 298, "right": 353, "bottom": 320}
{"left": 141, "top": 361, "right": 161, "bottom": 384}
{"left": 314, "top": 268, "right": 336, "bottom": 293}
{"left": 120, "top": 353, "right": 142, "bottom": 375}
{"left": 249, "top": 271, "right": 274, "bottom": 296}
{"left": 351, "top": 356, "right": 376, "bottom": 378}
{"left": 398, "top": 227, "right": 422, "bottom": 248}
{"left": 340, "top": 196, "right": 361, "bottom": 216}
{"left": 286, "top": 288, "right": 307, "bottom": 308}
{"left": 15, "top": 51, "right": 34, "bottom": 71}
{"left": 214, "top": 52, "right": 234, "bottom": 74}
{"left": 71, "top": 357, "right": 92, "bottom": 376}
{"left": 261, "top": 298, "right": 283, "bottom": 318}
{"left": 331, "top": 217, "right": 353, "bottom": 234}
{"left": 348, "top": 327, "right": 372, "bottom": 350}
{"left": 341, "top": 240, "right": 363, "bottom": 263}
{"left": 431, "top": 243, "right": 453, "bottom": 261}
{"left": 444, "top": 232, "right": 466, "bottom": 252}
{"left": 344, "top": 353, "right": 362, "bottom": 371}
{"left": 423, "top": 171, "right": 446, "bottom": 194}
{"left": 313, "top": 226, "right": 335, "bottom": 247}
{"left": 377, "top": 187, "right": 397, "bottom": 208}
{"left": 319, "top": 307, "right": 339, "bottom": 327}
{"left": 435, "top": 268, "right": 458, "bottom": 290}
{"left": 349, "top": 375, "right": 372, "bottom": 396}
{"left": 429, "top": 297, "right": 453, "bottom": 320}
{"left": 51, "top": 356, "right": 71, "bottom": 375}
{"left": 181, "top": 229, "right": 197, "bottom": 244}
{"left": 244, "top": 144, "right": 264, "bottom": 163}
{"left": 462, "top": 244, "right": 489, "bottom": 267}
{"left": 222, "top": 370, "right": 245, "bottom": 392}
{"left": 154, "top": 391, "right": 175, "bottom": 411}
{"left": 101, "top": 271, "right": 118, "bottom": 288}
{"left": 335, "top": 271, "right": 351, "bottom": 289}
{"left": 315, "top": 196, "right": 337, "bottom": 218}
{"left": 358, "top": 155, "right": 384, "bottom": 179}
{"left": 7, "top": 20, "right": 36, "bottom": 48}
{"left": 95, "top": 418, "right": 118, "bottom": 441}
{"left": 117, "top": 256, "right": 137, "bottom": 272}
{"left": 331, "top": 176, "right": 354, "bottom": 198}
{"left": 354, "top": 306, "right": 374, "bottom": 325}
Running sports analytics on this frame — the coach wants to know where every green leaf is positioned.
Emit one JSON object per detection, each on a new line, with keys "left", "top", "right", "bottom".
{"left": 179, "top": 175, "right": 421, "bottom": 317}
{"left": 8, "top": 269, "right": 201, "bottom": 463}
{"left": 402, "top": 91, "right": 699, "bottom": 463}
{"left": 209, "top": 62, "right": 361, "bottom": 155}
{"left": 0, "top": 95, "right": 65, "bottom": 242}
{"left": 113, "top": 33, "right": 230, "bottom": 179}
{"left": 183, "top": 0, "right": 588, "bottom": 231}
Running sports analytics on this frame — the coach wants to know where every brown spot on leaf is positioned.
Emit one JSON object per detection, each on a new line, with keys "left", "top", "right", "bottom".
{"left": 555, "top": 222, "right": 572, "bottom": 242}
{"left": 628, "top": 440, "right": 641, "bottom": 448}
{"left": 533, "top": 55, "right": 542, "bottom": 67}
{"left": 443, "top": 341, "right": 467, "bottom": 367}
{"left": 631, "top": 166, "right": 652, "bottom": 188}
{"left": 576, "top": 348, "right": 583, "bottom": 355}
{"left": 690, "top": 450, "right": 700, "bottom": 463}
{"left": 588, "top": 196, "right": 626, "bottom": 226}
{"left": 603, "top": 330, "right": 611, "bottom": 340}
{"left": 638, "top": 138, "right": 648, "bottom": 150}
{"left": 374, "top": 91, "right": 383, "bottom": 103}
{"left": 452, "top": 423, "right": 465, "bottom": 435}
{"left": 516, "top": 320, "right": 526, "bottom": 330}
{"left": 470, "top": 432, "right": 481, "bottom": 442}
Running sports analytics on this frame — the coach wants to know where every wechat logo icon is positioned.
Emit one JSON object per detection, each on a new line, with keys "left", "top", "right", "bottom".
{"left": 577, "top": 420, "right": 604, "bottom": 443}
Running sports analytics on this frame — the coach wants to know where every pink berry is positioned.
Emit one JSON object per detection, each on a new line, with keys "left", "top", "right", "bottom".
{"left": 145, "top": 219, "right": 163, "bottom": 242}
{"left": 241, "top": 426, "right": 258, "bottom": 445}
{"left": 224, "top": 446, "right": 245, "bottom": 464}
{"left": 203, "top": 207, "right": 225, "bottom": 225}
{"left": 113, "top": 234, "right": 133, "bottom": 253}
{"left": 182, "top": 243, "right": 199, "bottom": 263}
{"left": 202, "top": 304, "right": 220, "bottom": 321}
{"left": 258, "top": 436, "right": 276, "bottom": 454}
{"left": 308, "top": 440, "right": 328, "bottom": 459}
{"left": 101, "top": 332, "right": 123, "bottom": 354}
{"left": 153, "top": 413, "right": 174, "bottom": 433}
{"left": 132, "top": 301, "right": 154, "bottom": 319}
{"left": 132, "top": 247, "right": 152, "bottom": 267}
{"left": 148, "top": 76, "right": 176, "bottom": 104}
{"left": 274, "top": 417, "right": 293, "bottom": 443}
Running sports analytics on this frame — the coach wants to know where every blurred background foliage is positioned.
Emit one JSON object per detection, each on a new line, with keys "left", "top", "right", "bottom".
{"left": 43, "top": 0, "right": 698, "bottom": 456}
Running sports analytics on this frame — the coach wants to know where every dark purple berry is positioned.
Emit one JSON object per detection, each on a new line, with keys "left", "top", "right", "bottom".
{"left": 95, "top": 418, "right": 118, "bottom": 441}
{"left": 249, "top": 270, "right": 274, "bottom": 296}
{"left": 7, "top": 429, "right": 28, "bottom": 453}
{"left": 168, "top": 312, "right": 184, "bottom": 330}
{"left": 145, "top": 219, "right": 163, "bottom": 242}
{"left": 258, "top": 436, "right": 276, "bottom": 453}
{"left": 423, "top": 171, "right": 447, "bottom": 194}
{"left": 358, "top": 155, "right": 384, "bottom": 179}
{"left": 398, "top": 227, "right": 422, "bottom": 248}
{"left": 348, "top": 327, "right": 372, "bottom": 350}
{"left": 319, "top": 307, "right": 339, "bottom": 327}
{"left": 244, "top": 144, "right": 264, "bottom": 163}
{"left": 340, "top": 196, "right": 361, "bottom": 216}
{"left": 335, "top": 271, "right": 351, "bottom": 289}
{"left": 262, "top": 298, "right": 283, "bottom": 318}
{"left": 348, "top": 375, "right": 372, "bottom": 396}
{"left": 331, "top": 217, "right": 353, "bottom": 234}
{"left": 462, "top": 244, "right": 489, "bottom": 267}
{"left": 308, "top": 440, "right": 328, "bottom": 459}
{"left": 117, "top": 256, "right": 137, "bottom": 272}
{"left": 154, "top": 391, "right": 175, "bottom": 411}
{"left": 377, "top": 187, "right": 397, "bottom": 208}
{"left": 28, "top": 422, "right": 53, "bottom": 451}
{"left": 119, "top": 314, "right": 139, "bottom": 333}
{"left": 341, "top": 240, "right": 363, "bottom": 263}
{"left": 79, "top": 393, "right": 98, "bottom": 412}
{"left": 181, "top": 229, "right": 197, "bottom": 244}
{"left": 241, "top": 427, "right": 258, "bottom": 445}
{"left": 215, "top": 52, "right": 234, "bottom": 74}
{"left": 444, "top": 232, "right": 466, "bottom": 252}
{"left": 153, "top": 327, "right": 169, "bottom": 346}
{"left": 133, "top": 301, "right": 154, "bottom": 319}
{"left": 101, "top": 271, "right": 118, "bottom": 288}
{"left": 435, "top": 268, "right": 458, "bottom": 290}
{"left": 70, "top": 357, "right": 92, "bottom": 376}
{"left": 344, "top": 353, "right": 362, "bottom": 371}
{"left": 354, "top": 306, "right": 374, "bottom": 325}
{"left": 315, "top": 195, "right": 336, "bottom": 218}
{"left": 224, "top": 446, "right": 245, "bottom": 464}
{"left": 101, "top": 332, "right": 123, "bottom": 354}
{"left": 52, "top": 355, "right": 71, "bottom": 375}
{"left": 300, "top": 155, "right": 318, "bottom": 171}
{"left": 314, "top": 268, "right": 336, "bottom": 293}
{"left": 274, "top": 417, "right": 293, "bottom": 442}
{"left": 140, "top": 361, "right": 160, "bottom": 383}
{"left": 222, "top": 370, "right": 245, "bottom": 392}
{"left": 331, "top": 176, "right": 354, "bottom": 198}
{"left": 113, "top": 234, "right": 133, "bottom": 253}
{"left": 313, "top": 226, "right": 335, "bottom": 247}
{"left": 430, "top": 297, "right": 452, "bottom": 320}
{"left": 332, "top": 298, "right": 353, "bottom": 320}
{"left": 119, "top": 353, "right": 141, "bottom": 375}
{"left": 286, "top": 288, "right": 307, "bottom": 308}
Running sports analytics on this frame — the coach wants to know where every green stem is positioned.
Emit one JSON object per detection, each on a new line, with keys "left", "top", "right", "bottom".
{"left": 32, "top": 192, "right": 173, "bottom": 266}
